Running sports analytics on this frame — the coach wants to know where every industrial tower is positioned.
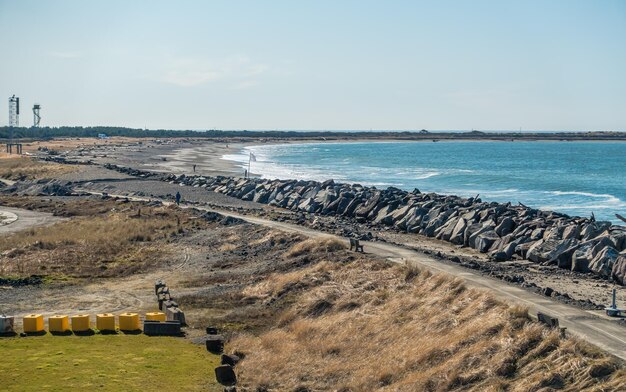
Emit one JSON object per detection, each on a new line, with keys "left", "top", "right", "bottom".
{"left": 33, "top": 104, "right": 41, "bottom": 127}
{"left": 8, "top": 95, "right": 19, "bottom": 127}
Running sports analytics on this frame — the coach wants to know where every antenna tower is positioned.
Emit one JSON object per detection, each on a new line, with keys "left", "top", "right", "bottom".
{"left": 9, "top": 95, "right": 19, "bottom": 127}
{"left": 33, "top": 104, "right": 41, "bottom": 127}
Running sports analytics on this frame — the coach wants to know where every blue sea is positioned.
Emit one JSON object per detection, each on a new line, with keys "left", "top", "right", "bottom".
{"left": 223, "top": 141, "right": 626, "bottom": 224}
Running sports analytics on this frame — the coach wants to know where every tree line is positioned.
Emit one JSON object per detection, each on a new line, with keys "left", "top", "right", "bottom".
{"left": 0, "top": 126, "right": 624, "bottom": 141}
{"left": 0, "top": 126, "right": 423, "bottom": 140}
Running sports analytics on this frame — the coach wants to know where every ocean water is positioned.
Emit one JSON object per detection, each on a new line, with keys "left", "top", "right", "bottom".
{"left": 223, "top": 141, "right": 626, "bottom": 224}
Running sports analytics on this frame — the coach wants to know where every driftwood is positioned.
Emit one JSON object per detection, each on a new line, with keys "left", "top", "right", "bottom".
{"left": 616, "top": 214, "right": 626, "bottom": 224}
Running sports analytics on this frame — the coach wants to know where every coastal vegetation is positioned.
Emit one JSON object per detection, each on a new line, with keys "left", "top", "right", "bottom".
{"left": 230, "top": 253, "right": 625, "bottom": 390}
{"left": 0, "top": 156, "right": 76, "bottom": 181}
{"left": 1, "top": 126, "right": 625, "bottom": 141}
{"left": 0, "top": 197, "right": 209, "bottom": 279}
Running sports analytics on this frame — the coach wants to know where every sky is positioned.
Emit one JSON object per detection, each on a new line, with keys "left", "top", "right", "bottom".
{"left": 0, "top": 0, "right": 625, "bottom": 131}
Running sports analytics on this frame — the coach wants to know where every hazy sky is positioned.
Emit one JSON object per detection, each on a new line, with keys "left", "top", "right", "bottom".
{"left": 1, "top": 0, "right": 625, "bottom": 130}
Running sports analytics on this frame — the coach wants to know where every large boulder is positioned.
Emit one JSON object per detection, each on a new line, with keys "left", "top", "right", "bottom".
{"left": 449, "top": 218, "right": 468, "bottom": 245}
{"left": 354, "top": 193, "right": 381, "bottom": 218}
{"left": 572, "top": 242, "right": 595, "bottom": 272}
{"left": 467, "top": 224, "right": 493, "bottom": 249}
{"left": 543, "top": 225, "right": 565, "bottom": 240}
{"left": 515, "top": 240, "right": 535, "bottom": 259}
{"left": 474, "top": 230, "right": 500, "bottom": 253}
{"left": 580, "top": 221, "right": 611, "bottom": 241}
{"left": 550, "top": 239, "right": 580, "bottom": 269}
{"left": 495, "top": 217, "right": 515, "bottom": 237}
{"left": 435, "top": 216, "right": 460, "bottom": 242}
{"left": 342, "top": 197, "right": 362, "bottom": 217}
{"left": 589, "top": 246, "right": 620, "bottom": 278}
{"left": 530, "top": 228, "right": 545, "bottom": 241}
{"left": 562, "top": 225, "right": 581, "bottom": 240}
{"left": 314, "top": 189, "right": 337, "bottom": 206}
{"left": 372, "top": 204, "right": 396, "bottom": 225}
{"left": 611, "top": 253, "right": 626, "bottom": 285}
{"left": 423, "top": 210, "right": 452, "bottom": 237}
{"left": 388, "top": 204, "right": 413, "bottom": 225}
{"left": 252, "top": 189, "right": 270, "bottom": 203}
{"left": 609, "top": 232, "right": 626, "bottom": 251}
{"left": 526, "top": 238, "right": 578, "bottom": 264}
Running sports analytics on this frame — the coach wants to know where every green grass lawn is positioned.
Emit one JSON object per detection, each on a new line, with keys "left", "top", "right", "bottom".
{"left": 0, "top": 333, "right": 221, "bottom": 391}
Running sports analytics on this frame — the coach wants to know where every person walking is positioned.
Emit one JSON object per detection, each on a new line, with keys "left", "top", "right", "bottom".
{"left": 193, "top": 164, "right": 196, "bottom": 172}
{"left": 175, "top": 191, "right": 181, "bottom": 206}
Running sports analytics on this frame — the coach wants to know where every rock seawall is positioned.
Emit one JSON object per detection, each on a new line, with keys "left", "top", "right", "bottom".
{"left": 104, "top": 164, "right": 626, "bottom": 285}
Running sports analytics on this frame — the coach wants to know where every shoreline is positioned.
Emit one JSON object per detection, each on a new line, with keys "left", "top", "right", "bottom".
{"left": 174, "top": 136, "right": 626, "bottom": 176}
{"left": 152, "top": 138, "right": 625, "bottom": 224}
{"left": 17, "top": 136, "right": 624, "bottom": 223}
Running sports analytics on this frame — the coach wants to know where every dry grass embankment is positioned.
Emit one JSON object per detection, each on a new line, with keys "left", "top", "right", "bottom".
{"left": 284, "top": 236, "right": 346, "bottom": 258}
{"left": 0, "top": 156, "right": 76, "bottom": 181}
{"left": 227, "top": 239, "right": 625, "bottom": 391}
{"left": 0, "top": 136, "right": 150, "bottom": 160}
{"left": 0, "top": 197, "right": 209, "bottom": 279}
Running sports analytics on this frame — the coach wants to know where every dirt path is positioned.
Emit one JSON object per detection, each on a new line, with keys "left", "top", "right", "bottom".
{"left": 0, "top": 206, "right": 64, "bottom": 235}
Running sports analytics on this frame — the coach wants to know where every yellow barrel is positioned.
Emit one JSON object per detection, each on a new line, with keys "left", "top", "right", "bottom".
{"left": 49, "top": 315, "right": 69, "bottom": 332}
{"left": 96, "top": 313, "right": 116, "bottom": 331}
{"left": 145, "top": 312, "right": 166, "bottom": 322}
{"left": 23, "top": 314, "right": 44, "bottom": 333}
{"left": 118, "top": 313, "right": 140, "bottom": 331}
{"left": 71, "top": 314, "right": 91, "bottom": 332}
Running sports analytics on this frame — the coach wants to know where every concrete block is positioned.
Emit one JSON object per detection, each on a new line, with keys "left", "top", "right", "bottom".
{"left": 0, "top": 315, "right": 15, "bottom": 334}
{"left": 205, "top": 335, "right": 225, "bottom": 354}
{"left": 154, "top": 279, "right": 166, "bottom": 295}
{"left": 71, "top": 314, "right": 91, "bottom": 332}
{"left": 96, "top": 313, "right": 116, "bottom": 331}
{"left": 157, "top": 286, "right": 170, "bottom": 295}
{"left": 23, "top": 314, "right": 44, "bottom": 333}
{"left": 118, "top": 313, "right": 140, "bottom": 331}
{"left": 165, "top": 307, "right": 186, "bottom": 325}
{"left": 49, "top": 315, "right": 69, "bottom": 333}
{"left": 157, "top": 292, "right": 170, "bottom": 301}
{"left": 145, "top": 312, "right": 166, "bottom": 322}
{"left": 162, "top": 300, "right": 179, "bottom": 309}
{"left": 143, "top": 320, "right": 181, "bottom": 336}
{"left": 221, "top": 354, "right": 240, "bottom": 366}
{"left": 215, "top": 364, "right": 237, "bottom": 386}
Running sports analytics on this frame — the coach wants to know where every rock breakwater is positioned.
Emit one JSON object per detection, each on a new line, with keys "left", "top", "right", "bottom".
{"left": 104, "top": 164, "right": 626, "bottom": 285}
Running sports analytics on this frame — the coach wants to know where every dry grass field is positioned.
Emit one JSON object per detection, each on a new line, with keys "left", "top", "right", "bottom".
{"left": 227, "top": 238, "right": 625, "bottom": 391}
{"left": 0, "top": 137, "right": 151, "bottom": 160}
{"left": 0, "top": 157, "right": 76, "bottom": 181}
{"left": 0, "top": 197, "right": 210, "bottom": 279}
